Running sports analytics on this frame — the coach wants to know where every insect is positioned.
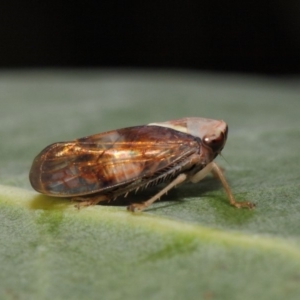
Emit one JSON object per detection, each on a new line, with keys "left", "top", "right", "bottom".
{"left": 29, "top": 117, "right": 255, "bottom": 211}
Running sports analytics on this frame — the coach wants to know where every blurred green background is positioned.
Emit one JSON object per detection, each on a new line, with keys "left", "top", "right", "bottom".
{"left": 1, "top": 70, "right": 300, "bottom": 299}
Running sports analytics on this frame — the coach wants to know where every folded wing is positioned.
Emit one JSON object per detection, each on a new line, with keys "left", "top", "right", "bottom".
{"left": 29, "top": 126, "right": 199, "bottom": 196}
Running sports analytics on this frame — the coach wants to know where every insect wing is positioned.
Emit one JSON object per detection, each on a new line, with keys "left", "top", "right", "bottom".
{"left": 29, "top": 126, "right": 199, "bottom": 197}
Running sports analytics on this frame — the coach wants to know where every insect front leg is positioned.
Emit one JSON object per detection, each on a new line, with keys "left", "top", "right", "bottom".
{"left": 211, "top": 162, "right": 255, "bottom": 209}
{"left": 127, "top": 173, "right": 188, "bottom": 212}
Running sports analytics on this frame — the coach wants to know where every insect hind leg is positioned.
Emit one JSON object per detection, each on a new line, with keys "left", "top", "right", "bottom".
{"left": 72, "top": 194, "right": 109, "bottom": 209}
{"left": 127, "top": 173, "right": 187, "bottom": 212}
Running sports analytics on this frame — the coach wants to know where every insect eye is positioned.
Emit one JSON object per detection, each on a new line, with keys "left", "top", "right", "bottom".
{"left": 203, "top": 132, "right": 225, "bottom": 152}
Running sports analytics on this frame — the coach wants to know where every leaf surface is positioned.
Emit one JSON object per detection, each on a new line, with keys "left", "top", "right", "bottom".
{"left": 1, "top": 71, "right": 300, "bottom": 300}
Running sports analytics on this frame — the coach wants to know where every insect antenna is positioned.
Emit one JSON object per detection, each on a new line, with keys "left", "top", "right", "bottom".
{"left": 219, "top": 153, "right": 231, "bottom": 166}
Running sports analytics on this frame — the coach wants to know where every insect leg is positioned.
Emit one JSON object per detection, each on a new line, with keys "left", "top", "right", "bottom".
{"left": 211, "top": 162, "right": 255, "bottom": 209}
{"left": 127, "top": 173, "right": 187, "bottom": 212}
{"left": 72, "top": 194, "right": 109, "bottom": 209}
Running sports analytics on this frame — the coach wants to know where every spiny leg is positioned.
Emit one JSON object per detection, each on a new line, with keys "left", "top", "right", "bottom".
{"left": 211, "top": 162, "right": 255, "bottom": 209}
{"left": 127, "top": 173, "right": 187, "bottom": 212}
{"left": 72, "top": 194, "right": 109, "bottom": 209}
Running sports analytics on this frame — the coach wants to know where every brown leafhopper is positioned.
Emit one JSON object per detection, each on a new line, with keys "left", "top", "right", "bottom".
{"left": 29, "top": 118, "right": 255, "bottom": 211}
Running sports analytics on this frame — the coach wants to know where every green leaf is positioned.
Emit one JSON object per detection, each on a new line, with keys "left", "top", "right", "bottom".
{"left": 1, "top": 71, "right": 300, "bottom": 300}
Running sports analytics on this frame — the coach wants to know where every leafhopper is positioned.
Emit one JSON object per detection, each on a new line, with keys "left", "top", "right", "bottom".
{"left": 29, "top": 118, "right": 255, "bottom": 211}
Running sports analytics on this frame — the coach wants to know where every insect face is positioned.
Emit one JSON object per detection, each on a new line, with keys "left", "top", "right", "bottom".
{"left": 203, "top": 124, "right": 228, "bottom": 155}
